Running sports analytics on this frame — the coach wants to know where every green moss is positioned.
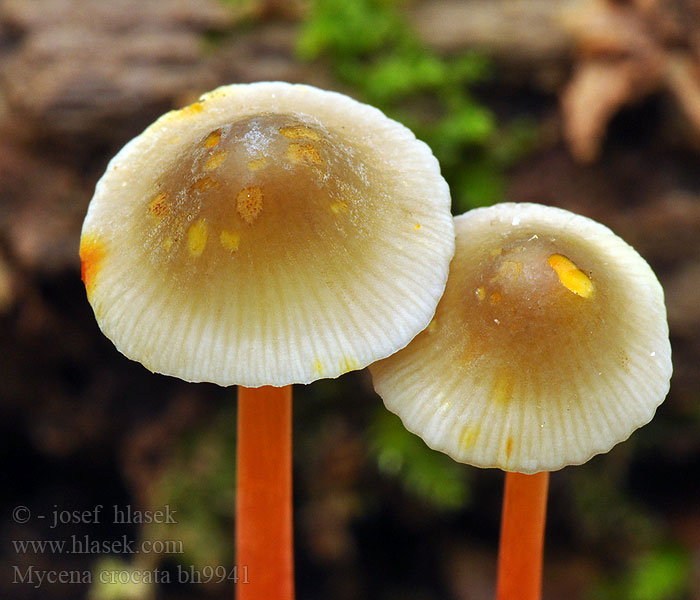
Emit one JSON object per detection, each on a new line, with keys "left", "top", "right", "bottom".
{"left": 297, "top": 0, "right": 536, "bottom": 212}
{"left": 589, "top": 546, "right": 692, "bottom": 600}
{"left": 89, "top": 558, "right": 155, "bottom": 600}
{"left": 297, "top": 0, "right": 401, "bottom": 60}
{"left": 144, "top": 402, "right": 237, "bottom": 569}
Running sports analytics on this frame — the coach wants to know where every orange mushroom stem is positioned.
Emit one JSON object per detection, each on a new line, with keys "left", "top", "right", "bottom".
{"left": 496, "top": 471, "right": 549, "bottom": 600}
{"left": 79, "top": 82, "right": 454, "bottom": 599}
{"left": 236, "top": 385, "right": 294, "bottom": 600}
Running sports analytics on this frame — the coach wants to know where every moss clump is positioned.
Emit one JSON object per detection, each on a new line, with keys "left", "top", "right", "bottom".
{"left": 298, "top": 0, "right": 536, "bottom": 211}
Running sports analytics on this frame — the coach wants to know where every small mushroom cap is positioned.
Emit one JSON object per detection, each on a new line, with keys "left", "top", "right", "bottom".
{"left": 371, "top": 203, "right": 672, "bottom": 473}
{"left": 80, "top": 82, "right": 454, "bottom": 386}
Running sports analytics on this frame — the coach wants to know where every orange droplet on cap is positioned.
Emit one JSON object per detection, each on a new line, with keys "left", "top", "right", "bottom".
{"left": 548, "top": 254, "right": 594, "bottom": 298}
{"left": 79, "top": 235, "right": 106, "bottom": 300}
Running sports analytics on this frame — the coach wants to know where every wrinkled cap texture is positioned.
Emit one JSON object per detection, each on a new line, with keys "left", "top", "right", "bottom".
{"left": 80, "top": 82, "right": 454, "bottom": 387}
{"left": 371, "top": 203, "right": 672, "bottom": 473}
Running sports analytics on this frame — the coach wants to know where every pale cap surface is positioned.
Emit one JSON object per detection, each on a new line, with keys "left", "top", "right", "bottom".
{"left": 371, "top": 202, "right": 672, "bottom": 473}
{"left": 80, "top": 82, "right": 454, "bottom": 386}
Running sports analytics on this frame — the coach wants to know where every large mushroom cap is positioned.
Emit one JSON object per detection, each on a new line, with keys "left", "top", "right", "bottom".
{"left": 371, "top": 203, "right": 672, "bottom": 473}
{"left": 80, "top": 82, "right": 454, "bottom": 386}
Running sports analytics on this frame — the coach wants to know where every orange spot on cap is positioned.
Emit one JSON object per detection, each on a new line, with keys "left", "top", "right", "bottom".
{"left": 237, "top": 186, "right": 264, "bottom": 224}
{"left": 204, "top": 151, "right": 228, "bottom": 171}
{"left": 79, "top": 235, "right": 106, "bottom": 301}
{"left": 147, "top": 193, "right": 169, "bottom": 221}
{"left": 287, "top": 142, "right": 322, "bottom": 165}
{"left": 506, "top": 436, "right": 514, "bottom": 458}
{"left": 192, "top": 176, "right": 217, "bottom": 192}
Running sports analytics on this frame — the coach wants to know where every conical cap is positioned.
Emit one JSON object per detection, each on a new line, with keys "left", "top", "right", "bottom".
{"left": 371, "top": 203, "right": 672, "bottom": 472}
{"left": 80, "top": 82, "right": 454, "bottom": 386}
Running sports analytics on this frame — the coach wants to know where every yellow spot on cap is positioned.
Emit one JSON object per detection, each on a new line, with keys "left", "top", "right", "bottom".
{"left": 490, "top": 247, "right": 503, "bottom": 256}
{"left": 414, "top": 224, "right": 421, "bottom": 230}
{"left": 204, "top": 130, "right": 222, "bottom": 148}
{"left": 492, "top": 372, "right": 514, "bottom": 404}
{"left": 313, "top": 360, "right": 324, "bottom": 375}
{"left": 247, "top": 158, "right": 267, "bottom": 171}
{"left": 187, "top": 220, "right": 208, "bottom": 257}
{"left": 460, "top": 425, "right": 481, "bottom": 450}
{"left": 180, "top": 102, "right": 203, "bottom": 116}
{"left": 219, "top": 230, "right": 240, "bottom": 253}
{"left": 475, "top": 286, "right": 485, "bottom": 301}
{"left": 341, "top": 357, "right": 359, "bottom": 373}
{"left": 147, "top": 193, "right": 169, "bottom": 221}
{"left": 279, "top": 125, "right": 321, "bottom": 140}
{"left": 79, "top": 234, "right": 105, "bottom": 302}
{"left": 548, "top": 254, "right": 594, "bottom": 298}
{"left": 236, "top": 186, "right": 264, "bottom": 225}
{"left": 204, "top": 151, "right": 228, "bottom": 171}
{"left": 287, "top": 142, "right": 322, "bottom": 165}
{"left": 330, "top": 200, "right": 348, "bottom": 214}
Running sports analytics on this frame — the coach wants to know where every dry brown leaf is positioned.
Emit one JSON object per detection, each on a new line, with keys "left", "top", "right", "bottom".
{"left": 562, "top": 61, "right": 645, "bottom": 162}
{"left": 562, "top": 0, "right": 700, "bottom": 161}
{"left": 665, "top": 54, "right": 700, "bottom": 132}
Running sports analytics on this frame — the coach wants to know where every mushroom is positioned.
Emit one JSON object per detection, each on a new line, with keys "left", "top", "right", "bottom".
{"left": 370, "top": 202, "right": 672, "bottom": 599}
{"left": 80, "top": 82, "right": 454, "bottom": 599}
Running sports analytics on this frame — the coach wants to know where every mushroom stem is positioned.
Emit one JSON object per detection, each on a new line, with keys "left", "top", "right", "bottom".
{"left": 236, "top": 385, "right": 294, "bottom": 599}
{"left": 496, "top": 471, "right": 549, "bottom": 600}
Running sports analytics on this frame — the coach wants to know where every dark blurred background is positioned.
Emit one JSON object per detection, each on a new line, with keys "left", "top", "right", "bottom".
{"left": 1, "top": 0, "right": 699, "bottom": 598}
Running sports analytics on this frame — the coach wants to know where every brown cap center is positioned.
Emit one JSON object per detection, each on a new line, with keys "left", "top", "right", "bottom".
{"left": 141, "top": 113, "right": 370, "bottom": 286}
